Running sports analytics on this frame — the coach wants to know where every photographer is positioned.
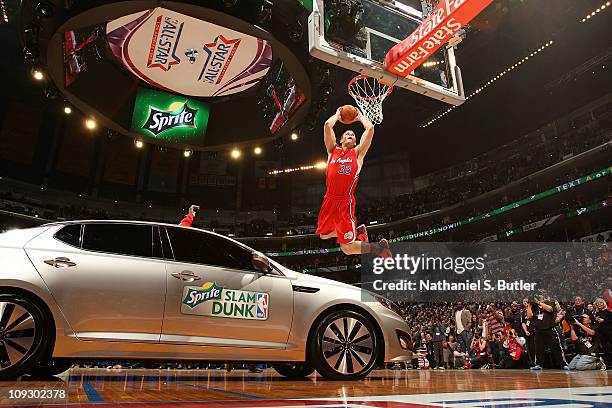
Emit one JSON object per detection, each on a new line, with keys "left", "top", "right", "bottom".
{"left": 526, "top": 295, "right": 568, "bottom": 370}
{"left": 566, "top": 314, "right": 605, "bottom": 370}
{"left": 469, "top": 334, "right": 489, "bottom": 369}
{"left": 501, "top": 329, "right": 528, "bottom": 369}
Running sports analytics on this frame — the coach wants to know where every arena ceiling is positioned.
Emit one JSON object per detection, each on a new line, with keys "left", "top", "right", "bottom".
{"left": 1, "top": 0, "right": 612, "bottom": 177}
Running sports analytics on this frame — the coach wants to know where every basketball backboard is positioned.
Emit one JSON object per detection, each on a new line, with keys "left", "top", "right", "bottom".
{"left": 308, "top": 0, "right": 465, "bottom": 105}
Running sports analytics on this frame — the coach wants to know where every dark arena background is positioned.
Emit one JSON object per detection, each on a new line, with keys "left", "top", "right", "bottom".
{"left": 0, "top": 0, "right": 611, "bottom": 406}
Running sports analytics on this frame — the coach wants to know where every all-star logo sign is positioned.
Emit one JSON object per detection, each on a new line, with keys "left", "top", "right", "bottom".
{"left": 143, "top": 101, "right": 197, "bottom": 136}
{"left": 147, "top": 15, "right": 184, "bottom": 71}
{"left": 199, "top": 35, "right": 241, "bottom": 85}
{"left": 107, "top": 8, "right": 271, "bottom": 97}
{"left": 182, "top": 282, "right": 223, "bottom": 309}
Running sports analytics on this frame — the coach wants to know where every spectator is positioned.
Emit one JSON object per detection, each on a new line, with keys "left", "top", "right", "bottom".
{"left": 485, "top": 303, "right": 505, "bottom": 336}
{"left": 453, "top": 344, "right": 468, "bottom": 369}
{"left": 455, "top": 302, "right": 472, "bottom": 354}
{"left": 593, "top": 297, "right": 612, "bottom": 368}
{"left": 521, "top": 298, "right": 536, "bottom": 367}
{"left": 431, "top": 318, "right": 446, "bottom": 369}
{"left": 566, "top": 314, "right": 606, "bottom": 370}
{"left": 445, "top": 335, "right": 458, "bottom": 369}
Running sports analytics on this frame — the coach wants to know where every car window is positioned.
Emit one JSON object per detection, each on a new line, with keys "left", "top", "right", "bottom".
{"left": 82, "top": 223, "right": 153, "bottom": 258}
{"left": 54, "top": 224, "right": 81, "bottom": 247}
{"left": 166, "top": 227, "right": 255, "bottom": 271}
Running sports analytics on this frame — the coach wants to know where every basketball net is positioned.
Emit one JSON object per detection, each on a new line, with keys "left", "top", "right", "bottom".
{"left": 348, "top": 75, "right": 393, "bottom": 126}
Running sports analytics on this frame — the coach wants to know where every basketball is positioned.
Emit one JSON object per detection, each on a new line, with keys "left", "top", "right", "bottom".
{"left": 339, "top": 105, "right": 359, "bottom": 124}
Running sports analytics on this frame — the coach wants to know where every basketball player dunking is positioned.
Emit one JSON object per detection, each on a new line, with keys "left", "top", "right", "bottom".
{"left": 316, "top": 107, "right": 391, "bottom": 258}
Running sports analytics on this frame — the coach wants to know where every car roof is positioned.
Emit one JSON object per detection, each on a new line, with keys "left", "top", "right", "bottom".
{"left": 42, "top": 219, "right": 217, "bottom": 234}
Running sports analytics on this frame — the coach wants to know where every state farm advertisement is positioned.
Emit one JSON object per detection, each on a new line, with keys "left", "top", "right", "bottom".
{"left": 385, "top": 0, "right": 493, "bottom": 77}
{"left": 106, "top": 7, "right": 273, "bottom": 97}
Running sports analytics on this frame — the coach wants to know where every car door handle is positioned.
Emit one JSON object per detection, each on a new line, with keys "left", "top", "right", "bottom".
{"left": 171, "top": 271, "right": 201, "bottom": 282}
{"left": 44, "top": 257, "right": 76, "bottom": 268}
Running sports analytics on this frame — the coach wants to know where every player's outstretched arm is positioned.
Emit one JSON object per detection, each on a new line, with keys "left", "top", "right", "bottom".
{"left": 355, "top": 111, "right": 375, "bottom": 160}
{"left": 324, "top": 108, "right": 341, "bottom": 154}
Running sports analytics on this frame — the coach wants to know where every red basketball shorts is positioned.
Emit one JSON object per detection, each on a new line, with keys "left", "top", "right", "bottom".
{"left": 316, "top": 195, "right": 357, "bottom": 245}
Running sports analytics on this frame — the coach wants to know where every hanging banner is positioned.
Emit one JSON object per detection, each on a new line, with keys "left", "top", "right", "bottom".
{"left": 385, "top": 0, "right": 493, "bottom": 76}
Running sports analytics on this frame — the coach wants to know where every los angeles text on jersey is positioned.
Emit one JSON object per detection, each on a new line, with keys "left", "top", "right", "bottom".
{"left": 372, "top": 279, "right": 537, "bottom": 291}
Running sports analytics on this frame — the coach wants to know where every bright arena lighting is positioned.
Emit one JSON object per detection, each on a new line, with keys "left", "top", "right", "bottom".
{"left": 134, "top": 139, "right": 144, "bottom": 149}
{"left": 231, "top": 149, "right": 241, "bottom": 159}
{"left": 290, "top": 132, "right": 299, "bottom": 141}
{"left": 269, "top": 160, "right": 327, "bottom": 175}
{"left": 581, "top": 1, "right": 610, "bottom": 22}
{"left": 422, "top": 40, "right": 555, "bottom": 128}
{"left": 183, "top": 149, "right": 193, "bottom": 158}
{"left": 254, "top": 146, "right": 262, "bottom": 155}
{"left": 85, "top": 119, "right": 97, "bottom": 129}
{"left": 63, "top": 106, "right": 72, "bottom": 114}
{"left": 32, "top": 70, "right": 44, "bottom": 80}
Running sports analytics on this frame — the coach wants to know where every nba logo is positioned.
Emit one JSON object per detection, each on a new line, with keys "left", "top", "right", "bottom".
{"left": 256, "top": 293, "right": 268, "bottom": 319}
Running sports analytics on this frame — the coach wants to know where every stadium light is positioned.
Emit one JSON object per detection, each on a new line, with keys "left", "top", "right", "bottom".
{"left": 581, "top": 1, "right": 609, "bottom": 22}
{"left": 315, "top": 161, "right": 327, "bottom": 169}
{"left": 183, "top": 149, "right": 193, "bottom": 158}
{"left": 254, "top": 146, "right": 262, "bottom": 155}
{"left": 231, "top": 149, "right": 241, "bottom": 159}
{"left": 85, "top": 119, "right": 97, "bottom": 130}
{"left": 32, "top": 69, "right": 44, "bottom": 81}
{"left": 422, "top": 39, "right": 555, "bottom": 128}
{"left": 290, "top": 131, "right": 299, "bottom": 141}
{"left": 63, "top": 106, "right": 72, "bottom": 114}
{"left": 134, "top": 139, "right": 144, "bottom": 149}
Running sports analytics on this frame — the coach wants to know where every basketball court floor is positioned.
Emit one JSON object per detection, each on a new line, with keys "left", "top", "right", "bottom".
{"left": 1, "top": 369, "right": 609, "bottom": 407}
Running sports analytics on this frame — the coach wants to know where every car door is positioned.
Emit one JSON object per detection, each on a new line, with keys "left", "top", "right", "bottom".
{"left": 161, "top": 226, "right": 294, "bottom": 349}
{"left": 24, "top": 222, "right": 167, "bottom": 342}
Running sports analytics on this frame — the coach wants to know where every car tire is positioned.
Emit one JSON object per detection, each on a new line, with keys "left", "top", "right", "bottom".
{"left": 0, "top": 294, "right": 49, "bottom": 380}
{"left": 273, "top": 362, "right": 315, "bottom": 379}
{"left": 310, "top": 309, "right": 380, "bottom": 380}
{"left": 28, "top": 359, "right": 73, "bottom": 378}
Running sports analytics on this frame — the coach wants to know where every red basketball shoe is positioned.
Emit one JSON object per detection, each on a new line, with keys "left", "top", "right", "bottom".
{"left": 357, "top": 224, "right": 368, "bottom": 242}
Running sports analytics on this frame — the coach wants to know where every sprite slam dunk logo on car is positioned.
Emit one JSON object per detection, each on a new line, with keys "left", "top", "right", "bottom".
{"left": 131, "top": 87, "right": 210, "bottom": 142}
{"left": 181, "top": 282, "right": 269, "bottom": 320}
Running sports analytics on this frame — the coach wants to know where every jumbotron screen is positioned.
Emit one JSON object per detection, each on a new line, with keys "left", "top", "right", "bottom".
{"left": 258, "top": 60, "right": 306, "bottom": 134}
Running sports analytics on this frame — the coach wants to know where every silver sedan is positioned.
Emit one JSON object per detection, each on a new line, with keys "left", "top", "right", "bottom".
{"left": 0, "top": 221, "right": 412, "bottom": 380}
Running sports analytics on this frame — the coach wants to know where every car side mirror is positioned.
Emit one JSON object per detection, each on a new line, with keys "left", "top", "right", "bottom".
{"left": 252, "top": 251, "right": 271, "bottom": 273}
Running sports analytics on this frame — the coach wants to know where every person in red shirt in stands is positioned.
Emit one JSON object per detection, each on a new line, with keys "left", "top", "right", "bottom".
{"left": 179, "top": 205, "right": 199, "bottom": 227}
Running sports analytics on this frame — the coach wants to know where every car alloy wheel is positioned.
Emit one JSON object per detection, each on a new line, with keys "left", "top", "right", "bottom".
{"left": 0, "top": 295, "right": 47, "bottom": 380}
{"left": 312, "top": 309, "right": 379, "bottom": 380}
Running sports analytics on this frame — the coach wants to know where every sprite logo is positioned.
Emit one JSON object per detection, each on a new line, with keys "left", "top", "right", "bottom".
{"left": 182, "top": 282, "right": 223, "bottom": 309}
{"left": 143, "top": 102, "right": 197, "bottom": 136}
